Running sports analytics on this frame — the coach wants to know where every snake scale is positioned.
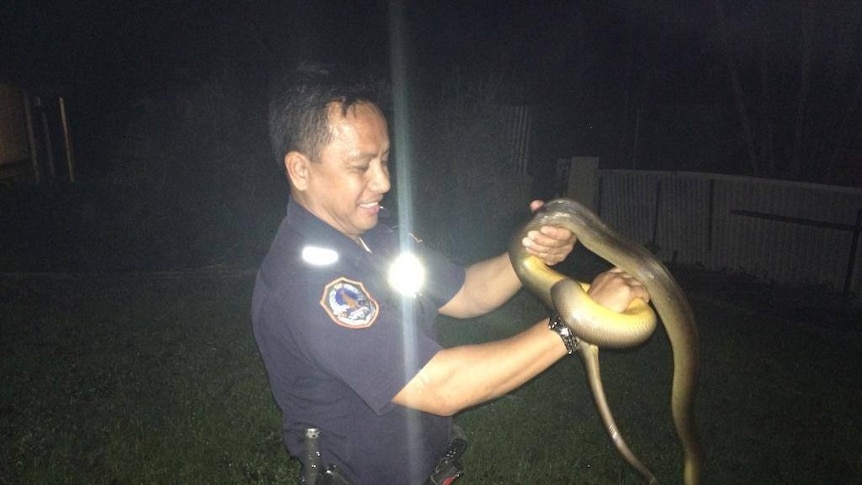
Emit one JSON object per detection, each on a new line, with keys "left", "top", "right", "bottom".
{"left": 508, "top": 198, "right": 702, "bottom": 484}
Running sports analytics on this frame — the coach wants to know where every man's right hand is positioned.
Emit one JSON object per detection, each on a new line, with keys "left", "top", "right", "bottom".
{"left": 586, "top": 268, "right": 650, "bottom": 313}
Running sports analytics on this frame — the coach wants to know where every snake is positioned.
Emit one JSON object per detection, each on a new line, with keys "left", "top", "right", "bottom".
{"left": 508, "top": 198, "right": 702, "bottom": 484}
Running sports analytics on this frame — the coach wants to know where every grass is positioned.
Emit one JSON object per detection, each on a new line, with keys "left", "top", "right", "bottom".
{"left": 1, "top": 267, "right": 861, "bottom": 484}
{"left": 1, "top": 271, "right": 293, "bottom": 484}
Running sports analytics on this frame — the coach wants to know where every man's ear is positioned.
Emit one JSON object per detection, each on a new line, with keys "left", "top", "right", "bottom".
{"left": 284, "top": 151, "right": 310, "bottom": 190}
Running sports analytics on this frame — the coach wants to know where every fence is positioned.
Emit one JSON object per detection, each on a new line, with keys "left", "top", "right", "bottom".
{"left": 571, "top": 169, "right": 862, "bottom": 295}
{"left": 0, "top": 83, "right": 76, "bottom": 185}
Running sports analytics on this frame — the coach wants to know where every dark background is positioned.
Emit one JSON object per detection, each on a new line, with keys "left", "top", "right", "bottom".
{"left": 4, "top": 1, "right": 861, "bottom": 181}
{"left": 1, "top": 0, "right": 861, "bottom": 270}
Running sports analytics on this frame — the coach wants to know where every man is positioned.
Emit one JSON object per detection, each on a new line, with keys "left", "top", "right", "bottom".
{"left": 251, "top": 65, "right": 649, "bottom": 485}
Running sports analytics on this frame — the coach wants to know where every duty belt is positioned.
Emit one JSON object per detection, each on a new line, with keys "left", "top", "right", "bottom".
{"left": 301, "top": 427, "right": 468, "bottom": 485}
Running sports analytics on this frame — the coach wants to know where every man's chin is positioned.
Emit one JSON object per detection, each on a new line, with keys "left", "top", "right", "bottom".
{"left": 364, "top": 216, "right": 379, "bottom": 230}
{"left": 355, "top": 214, "right": 379, "bottom": 234}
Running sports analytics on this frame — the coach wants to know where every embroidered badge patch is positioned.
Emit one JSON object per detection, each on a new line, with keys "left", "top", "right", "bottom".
{"left": 320, "top": 277, "right": 379, "bottom": 329}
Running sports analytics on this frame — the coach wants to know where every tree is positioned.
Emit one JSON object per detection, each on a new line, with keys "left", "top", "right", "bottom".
{"left": 714, "top": 0, "right": 862, "bottom": 186}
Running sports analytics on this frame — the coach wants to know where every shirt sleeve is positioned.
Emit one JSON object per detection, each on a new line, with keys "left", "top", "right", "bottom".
{"left": 411, "top": 240, "right": 465, "bottom": 313}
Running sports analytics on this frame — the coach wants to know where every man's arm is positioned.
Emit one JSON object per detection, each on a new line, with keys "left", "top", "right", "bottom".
{"left": 436, "top": 252, "right": 521, "bottom": 318}
{"left": 394, "top": 269, "right": 649, "bottom": 416}
{"left": 394, "top": 318, "right": 565, "bottom": 416}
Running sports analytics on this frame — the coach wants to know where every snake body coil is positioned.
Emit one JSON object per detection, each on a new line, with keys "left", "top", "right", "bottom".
{"left": 509, "top": 198, "right": 702, "bottom": 484}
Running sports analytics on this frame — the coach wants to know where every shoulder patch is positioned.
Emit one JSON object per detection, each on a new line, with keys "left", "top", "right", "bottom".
{"left": 320, "top": 277, "right": 379, "bottom": 329}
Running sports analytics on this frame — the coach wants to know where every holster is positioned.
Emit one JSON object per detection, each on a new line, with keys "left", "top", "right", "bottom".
{"left": 425, "top": 427, "right": 468, "bottom": 485}
{"left": 301, "top": 463, "right": 351, "bottom": 485}
{"left": 317, "top": 465, "right": 352, "bottom": 485}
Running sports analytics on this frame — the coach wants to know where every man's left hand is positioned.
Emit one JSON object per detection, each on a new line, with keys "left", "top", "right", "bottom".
{"left": 520, "top": 200, "right": 577, "bottom": 266}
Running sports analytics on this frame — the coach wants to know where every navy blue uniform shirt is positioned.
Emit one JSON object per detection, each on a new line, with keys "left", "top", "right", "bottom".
{"left": 252, "top": 198, "right": 466, "bottom": 484}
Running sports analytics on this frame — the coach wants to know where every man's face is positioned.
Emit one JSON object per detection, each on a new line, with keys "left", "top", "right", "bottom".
{"left": 293, "top": 102, "right": 391, "bottom": 240}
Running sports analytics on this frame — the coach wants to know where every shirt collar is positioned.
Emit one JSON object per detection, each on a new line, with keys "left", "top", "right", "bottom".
{"left": 285, "top": 197, "right": 376, "bottom": 257}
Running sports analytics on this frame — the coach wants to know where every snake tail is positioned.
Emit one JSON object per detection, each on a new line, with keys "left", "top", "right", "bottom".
{"left": 579, "top": 343, "right": 658, "bottom": 484}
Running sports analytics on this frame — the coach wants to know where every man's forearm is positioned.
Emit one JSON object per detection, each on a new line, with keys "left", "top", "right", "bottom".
{"left": 392, "top": 319, "right": 568, "bottom": 416}
{"left": 438, "top": 252, "right": 522, "bottom": 318}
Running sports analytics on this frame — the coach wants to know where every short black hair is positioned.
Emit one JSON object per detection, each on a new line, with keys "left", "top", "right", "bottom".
{"left": 268, "top": 63, "right": 388, "bottom": 167}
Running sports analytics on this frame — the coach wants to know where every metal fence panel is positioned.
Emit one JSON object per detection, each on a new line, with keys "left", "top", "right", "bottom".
{"left": 596, "top": 170, "right": 862, "bottom": 294}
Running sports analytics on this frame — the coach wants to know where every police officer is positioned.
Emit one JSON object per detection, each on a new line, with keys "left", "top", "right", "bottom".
{"left": 251, "top": 65, "right": 649, "bottom": 485}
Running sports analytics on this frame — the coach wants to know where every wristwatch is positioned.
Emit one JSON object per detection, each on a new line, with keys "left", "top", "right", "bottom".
{"left": 548, "top": 313, "right": 578, "bottom": 355}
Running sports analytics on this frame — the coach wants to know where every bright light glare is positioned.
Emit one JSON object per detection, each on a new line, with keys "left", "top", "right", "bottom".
{"left": 301, "top": 246, "right": 339, "bottom": 266}
{"left": 387, "top": 253, "right": 426, "bottom": 296}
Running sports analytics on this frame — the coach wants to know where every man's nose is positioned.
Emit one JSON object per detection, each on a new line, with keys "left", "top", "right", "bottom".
{"left": 369, "top": 163, "right": 390, "bottom": 193}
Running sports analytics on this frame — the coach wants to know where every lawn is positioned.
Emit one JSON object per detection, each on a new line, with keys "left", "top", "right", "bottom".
{"left": 1, "top": 266, "right": 860, "bottom": 484}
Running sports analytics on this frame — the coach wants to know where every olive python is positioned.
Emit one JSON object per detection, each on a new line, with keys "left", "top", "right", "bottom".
{"left": 508, "top": 198, "right": 702, "bottom": 484}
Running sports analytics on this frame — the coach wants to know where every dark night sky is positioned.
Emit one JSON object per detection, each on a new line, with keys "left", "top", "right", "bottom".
{"left": 2, "top": 0, "right": 858, "bottom": 98}
{"left": 1, "top": 1, "right": 726, "bottom": 96}
{"left": 2, "top": 0, "right": 861, "bottom": 183}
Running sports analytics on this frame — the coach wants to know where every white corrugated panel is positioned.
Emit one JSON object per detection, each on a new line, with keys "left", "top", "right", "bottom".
{"left": 596, "top": 170, "right": 862, "bottom": 294}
